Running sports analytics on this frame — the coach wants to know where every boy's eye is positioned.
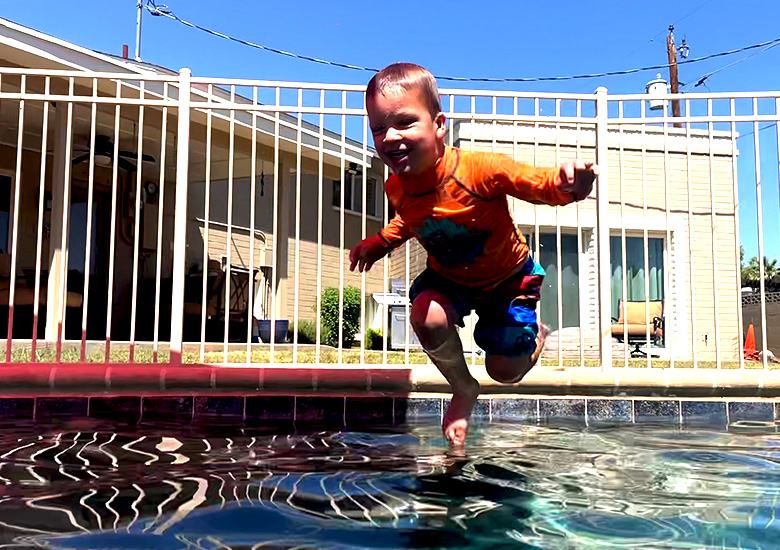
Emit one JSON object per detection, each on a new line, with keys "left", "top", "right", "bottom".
{"left": 371, "top": 126, "right": 385, "bottom": 135}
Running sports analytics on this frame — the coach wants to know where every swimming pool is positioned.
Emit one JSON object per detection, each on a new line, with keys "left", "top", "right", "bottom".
{"left": 0, "top": 409, "right": 777, "bottom": 550}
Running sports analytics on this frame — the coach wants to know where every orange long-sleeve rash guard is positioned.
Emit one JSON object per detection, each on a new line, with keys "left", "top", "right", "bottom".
{"left": 378, "top": 146, "right": 574, "bottom": 291}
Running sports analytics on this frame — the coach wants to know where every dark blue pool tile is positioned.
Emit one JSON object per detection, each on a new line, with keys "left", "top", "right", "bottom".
{"left": 194, "top": 396, "right": 244, "bottom": 418}
{"left": 245, "top": 396, "right": 294, "bottom": 421}
{"left": 586, "top": 399, "right": 632, "bottom": 423}
{"left": 345, "top": 397, "right": 394, "bottom": 425}
{"left": 776, "top": 402, "right": 780, "bottom": 422}
{"left": 406, "top": 398, "right": 443, "bottom": 421}
{"left": 88, "top": 397, "right": 141, "bottom": 424}
{"left": 681, "top": 401, "right": 727, "bottom": 428}
{"left": 491, "top": 398, "right": 538, "bottom": 422}
{"left": 142, "top": 396, "right": 194, "bottom": 420}
{"left": 35, "top": 397, "right": 88, "bottom": 418}
{"left": 634, "top": 400, "right": 680, "bottom": 424}
{"left": 295, "top": 397, "right": 345, "bottom": 425}
{"left": 473, "top": 399, "right": 490, "bottom": 419}
{"left": 728, "top": 401, "right": 774, "bottom": 423}
{"left": 0, "top": 398, "right": 34, "bottom": 418}
{"left": 393, "top": 398, "right": 408, "bottom": 425}
{"left": 540, "top": 399, "right": 585, "bottom": 422}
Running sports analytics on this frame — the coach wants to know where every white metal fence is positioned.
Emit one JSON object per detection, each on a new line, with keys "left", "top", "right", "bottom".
{"left": 0, "top": 67, "right": 777, "bottom": 371}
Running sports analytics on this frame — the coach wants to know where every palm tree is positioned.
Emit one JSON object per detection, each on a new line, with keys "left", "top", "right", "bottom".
{"left": 742, "top": 255, "right": 779, "bottom": 290}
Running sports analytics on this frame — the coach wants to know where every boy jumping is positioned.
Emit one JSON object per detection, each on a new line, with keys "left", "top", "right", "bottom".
{"left": 349, "top": 63, "right": 597, "bottom": 447}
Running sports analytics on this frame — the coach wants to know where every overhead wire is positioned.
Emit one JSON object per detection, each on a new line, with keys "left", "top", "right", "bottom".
{"left": 145, "top": 1, "right": 780, "bottom": 84}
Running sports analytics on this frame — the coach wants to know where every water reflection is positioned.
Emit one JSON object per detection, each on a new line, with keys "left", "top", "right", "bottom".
{"left": 0, "top": 419, "right": 775, "bottom": 549}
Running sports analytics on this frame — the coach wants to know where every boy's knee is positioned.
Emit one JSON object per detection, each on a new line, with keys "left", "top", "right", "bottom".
{"left": 485, "top": 354, "right": 536, "bottom": 384}
{"left": 410, "top": 291, "right": 454, "bottom": 340}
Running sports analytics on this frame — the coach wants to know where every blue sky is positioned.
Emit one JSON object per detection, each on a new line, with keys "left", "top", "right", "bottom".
{"left": 3, "top": 0, "right": 778, "bottom": 260}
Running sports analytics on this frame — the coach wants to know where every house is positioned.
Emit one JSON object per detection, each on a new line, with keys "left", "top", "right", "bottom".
{"left": 390, "top": 119, "right": 741, "bottom": 362}
{"left": 0, "top": 17, "right": 387, "bottom": 345}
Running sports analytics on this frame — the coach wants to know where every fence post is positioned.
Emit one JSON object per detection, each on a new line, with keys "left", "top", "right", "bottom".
{"left": 595, "top": 87, "right": 613, "bottom": 371}
{"left": 170, "top": 68, "right": 192, "bottom": 365}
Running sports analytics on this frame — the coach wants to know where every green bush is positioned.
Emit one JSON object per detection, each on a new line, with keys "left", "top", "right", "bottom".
{"left": 319, "top": 286, "right": 361, "bottom": 348}
{"left": 290, "top": 320, "right": 318, "bottom": 344}
{"left": 364, "top": 328, "right": 384, "bottom": 350}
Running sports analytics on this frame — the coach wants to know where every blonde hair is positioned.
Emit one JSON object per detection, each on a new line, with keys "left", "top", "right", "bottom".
{"left": 366, "top": 63, "right": 441, "bottom": 118}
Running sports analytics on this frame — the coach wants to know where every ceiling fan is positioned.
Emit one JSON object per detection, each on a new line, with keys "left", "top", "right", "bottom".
{"left": 72, "top": 135, "right": 155, "bottom": 173}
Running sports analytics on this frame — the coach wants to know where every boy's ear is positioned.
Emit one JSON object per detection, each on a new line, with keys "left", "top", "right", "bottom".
{"left": 434, "top": 112, "right": 447, "bottom": 139}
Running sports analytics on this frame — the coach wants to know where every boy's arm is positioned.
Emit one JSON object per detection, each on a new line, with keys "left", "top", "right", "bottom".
{"left": 378, "top": 214, "right": 414, "bottom": 250}
{"left": 472, "top": 152, "right": 578, "bottom": 206}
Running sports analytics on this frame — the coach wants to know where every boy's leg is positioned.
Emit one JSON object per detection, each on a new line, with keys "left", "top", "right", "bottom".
{"left": 484, "top": 323, "right": 549, "bottom": 384}
{"left": 410, "top": 289, "right": 479, "bottom": 447}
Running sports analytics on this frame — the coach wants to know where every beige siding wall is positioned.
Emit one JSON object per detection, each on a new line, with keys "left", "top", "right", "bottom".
{"left": 284, "top": 173, "right": 386, "bottom": 325}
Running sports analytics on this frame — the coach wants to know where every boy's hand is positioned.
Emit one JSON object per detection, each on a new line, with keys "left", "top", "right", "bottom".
{"left": 558, "top": 161, "right": 599, "bottom": 201}
{"left": 349, "top": 235, "right": 390, "bottom": 272}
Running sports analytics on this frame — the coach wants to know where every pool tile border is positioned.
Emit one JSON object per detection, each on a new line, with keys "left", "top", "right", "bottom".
{"left": 0, "top": 395, "right": 776, "bottom": 430}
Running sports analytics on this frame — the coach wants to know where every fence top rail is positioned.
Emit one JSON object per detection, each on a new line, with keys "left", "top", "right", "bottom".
{"left": 0, "top": 67, "right": 178, "bottom": 81}
{"left": 607, "top": 90, "right": 780, "bottom": 101}
{"left": 3, "top": 67, "right": 780, "bottom": 104}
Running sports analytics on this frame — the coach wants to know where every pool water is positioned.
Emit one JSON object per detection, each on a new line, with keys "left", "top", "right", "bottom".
{"left": 0, "top": 417, "right": 777, "bottom": 549}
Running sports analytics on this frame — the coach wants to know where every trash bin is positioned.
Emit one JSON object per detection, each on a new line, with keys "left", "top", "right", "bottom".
{"left": 257, "top": 320, "right": 289, "bottom": 344}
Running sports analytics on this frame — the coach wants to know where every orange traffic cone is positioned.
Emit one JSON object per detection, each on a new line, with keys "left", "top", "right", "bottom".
{"left": 744, "top": 323, "right": 759, "bottom": 362}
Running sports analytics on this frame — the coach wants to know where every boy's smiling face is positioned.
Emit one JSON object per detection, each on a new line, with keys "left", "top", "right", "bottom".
{"left": 367, "top": 86, "right": 446, "bottom": 175}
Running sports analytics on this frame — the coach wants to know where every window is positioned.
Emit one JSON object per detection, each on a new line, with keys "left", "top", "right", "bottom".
{"left": 0, "top": 176, "right": 10, "bottom": 253}
{"left": 610, "top": 235, "right": 665, "bottom": 320}
{"left": 333, "top": 170, "right": 382, "bottom": 219}
{"left": 524, "top": 230, "right": 581, "bottom": 333}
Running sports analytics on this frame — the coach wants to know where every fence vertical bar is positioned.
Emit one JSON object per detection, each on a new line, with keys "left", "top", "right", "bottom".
{"left": 199, "top": 85, "right": 213, "bottom": 363}
{"left": 360, "top": 110, "right": 368, "bottom": 366}
{"left": 555, "top": 98, "right": 564, "bottom": 368}
{"left": 291, "top": 89, "right": 302, "bottom": 363}
{"left": 105, "top": 81, "right": 122, "bottom": 362}
{"left": 575, "top": 100, "right": 585, "bottom": 367}
{"left": 339, "top": 91, "right": 347, "bottom": 363}
{"left": 223, "top": 86, "right": 237, "bottom": 361}
{"left": 641, "top": 101, "right": 652, "bottom": 370}
{"left": 707, "top": 99, "right": 722, "bottom": 369}
{"left": 685, "top": 100, "right": 698, "bottom": 369}
{"left": 247, "top": 87, "right": 260, "bottom": 359}
{"left": 152, "top": 82, "right": 169, "bottom": 363}
{"left": 129, "top": 82, "right": 146, "bottom": 362}
{"left": 594, "top": 87, "right": 612, "bottom": 371}
{"left": 752, "top": 98, "right": 768, "bottom": 370}
{"left": 80, "top": 79, "right": 98, "bottom": 362}
{"left": 170, "top": 68, "right": 192, "bottom": 366}
{"left": 55, "top": 77, "right": 75, "bottom": 363}
{"left": 270, "top": 87, "right": 281, "bottom": 362}
{"left": 31, "top": 76, "right": 51, "bottom": 362}
{"left": 731, "top": 99, "right": 744, "bottom": 370}
{"left": 315, "top": 90, "right": 324, "bottom": 364}
{"left": 5, "top": 74, "right": 25, "bottom": 362}
{"left": 617, "top": 101, "right": 629, "bottom": 369}
{"left": 662, "top": 102, "right": 674, "bottom": 368}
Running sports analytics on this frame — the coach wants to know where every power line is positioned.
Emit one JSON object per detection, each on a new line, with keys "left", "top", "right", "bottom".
{"left": 683, "top": 41, "right": 780, "bottom": 90}
{"left": 623, "top": 0, "right": 717, "bottom": 61}
{"left": 737, "top": 123, "right": 777, "bottom": 140}
{"left": 146, "top": 2, "right": 780, "bottom": 84}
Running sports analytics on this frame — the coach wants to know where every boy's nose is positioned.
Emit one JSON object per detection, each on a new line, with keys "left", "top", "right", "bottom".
{"left": 384, "top": 126, "right": 402, "bottom": 142}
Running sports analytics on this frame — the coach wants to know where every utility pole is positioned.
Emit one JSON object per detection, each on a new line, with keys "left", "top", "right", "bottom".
{"left": 666, "top": 25, "right": 682, "bottom": 127}
{"left": 135, "top": 0, "right": 143, "bottom": 61}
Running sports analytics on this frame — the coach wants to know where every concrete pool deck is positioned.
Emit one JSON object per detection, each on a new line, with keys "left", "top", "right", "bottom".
{"left": 0, "top": 363, "right": 779, "bottom": 399}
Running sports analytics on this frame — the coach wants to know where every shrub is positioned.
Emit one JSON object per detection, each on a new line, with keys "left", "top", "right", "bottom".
{"left": 364, "top": 328, "right": 384, "bottom": 350}
{"left": 291, "top": 320, "right": 319, "bottom": 345}
{"left": 319, "top": 286, "right": 361, "bottom": 348}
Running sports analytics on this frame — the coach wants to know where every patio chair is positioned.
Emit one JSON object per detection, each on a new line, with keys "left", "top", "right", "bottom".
{"left": 611, "top": 300, "right": 664, "bottom": 357}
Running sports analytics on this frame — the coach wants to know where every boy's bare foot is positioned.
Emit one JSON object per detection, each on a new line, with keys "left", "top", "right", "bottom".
{"left": 442, "top": 379, "right": 480, "bottom": 447}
